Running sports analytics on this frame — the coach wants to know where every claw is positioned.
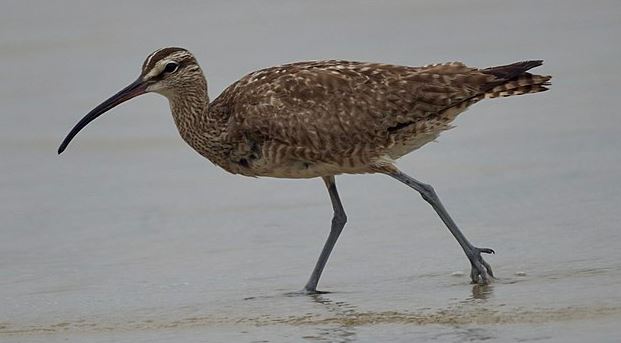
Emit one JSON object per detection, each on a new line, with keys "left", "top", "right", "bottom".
{"left": 467, "top": 246, "right": 495, "bottom": 284}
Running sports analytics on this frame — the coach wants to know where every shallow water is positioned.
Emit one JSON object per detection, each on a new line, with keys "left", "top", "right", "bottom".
{"left": 2, "top": 0, "right": 621, "bottom": 342}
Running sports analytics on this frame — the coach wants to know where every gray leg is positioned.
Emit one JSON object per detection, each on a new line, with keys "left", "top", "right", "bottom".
{"left": 304, "top": 176, "right": 347, "bottom": 293}
{"left": 389, "top": 170, "right": 494, "bottom": 284}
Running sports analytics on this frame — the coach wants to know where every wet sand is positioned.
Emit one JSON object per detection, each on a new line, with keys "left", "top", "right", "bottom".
{"left": 2, "top": 1, "right": 621, "bottom": 342}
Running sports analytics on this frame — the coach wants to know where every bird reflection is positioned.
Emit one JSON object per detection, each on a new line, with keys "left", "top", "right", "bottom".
{"left": 470, "top": 283, "right": 494, "bottom": 301}
{"left": 303, "top": 293, "right": 358, "bottom": 343}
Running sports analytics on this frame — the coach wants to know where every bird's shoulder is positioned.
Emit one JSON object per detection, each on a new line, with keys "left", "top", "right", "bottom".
{"left": 215, "top": 60, "right": 418, "bottom": 105}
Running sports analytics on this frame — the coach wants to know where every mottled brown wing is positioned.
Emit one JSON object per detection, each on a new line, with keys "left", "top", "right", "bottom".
{"left": 214, "top": 60, "right": 494, "bottom": 162}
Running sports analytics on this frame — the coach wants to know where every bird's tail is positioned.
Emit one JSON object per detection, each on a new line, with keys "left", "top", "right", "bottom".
{"left": 481, "top": 60, "right": 552, "bottom": 99}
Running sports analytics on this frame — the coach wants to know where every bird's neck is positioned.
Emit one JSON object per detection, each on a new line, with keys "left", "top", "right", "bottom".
{"left": 167, "top": 82, "right": 229, "bottom": 163}
{"left": 168, "top": 85, "right": 209, "bottom": 138}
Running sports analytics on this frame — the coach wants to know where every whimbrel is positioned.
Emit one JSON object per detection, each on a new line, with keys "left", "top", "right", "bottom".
{"left": 58, "top": 47, "right": 551, "bottom": 293}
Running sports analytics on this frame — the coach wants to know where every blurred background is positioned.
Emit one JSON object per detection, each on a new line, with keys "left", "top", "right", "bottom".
{"left": 2, "top": 1, "right": 621, "bottom": 342}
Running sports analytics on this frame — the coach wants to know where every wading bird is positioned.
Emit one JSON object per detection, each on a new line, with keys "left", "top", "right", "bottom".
{"left": 58, "top": 47, "right": 551, "bottom": 293}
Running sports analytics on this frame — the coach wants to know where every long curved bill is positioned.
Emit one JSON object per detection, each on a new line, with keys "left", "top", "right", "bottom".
{"left": 57, "top": 78, "right": 147, "bottom": 154}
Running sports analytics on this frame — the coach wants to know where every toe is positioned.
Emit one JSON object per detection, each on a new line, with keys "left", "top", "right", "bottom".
{"left": 468, "top": 247, "right": 495, "bottom": 284}
{"left": 479, "top": 247, "right": 495, "bottom": 254}
{"left": 481, "top": 258, "right": 495, "bottom": 278}
{"left": 470, "top": 266, "right": 479, "bottom": 283}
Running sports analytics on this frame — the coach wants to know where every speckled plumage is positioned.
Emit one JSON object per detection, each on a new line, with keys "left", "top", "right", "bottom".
{"left": 58, "top": 47, "right": 552, "bottom": 291}
{"left": 144, "top": 48, "right": 550, "bottom": 178}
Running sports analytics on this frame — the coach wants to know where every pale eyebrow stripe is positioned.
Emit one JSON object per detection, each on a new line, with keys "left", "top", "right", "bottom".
{"left": 144, "top": 47, "right": 167, "bottom": 70}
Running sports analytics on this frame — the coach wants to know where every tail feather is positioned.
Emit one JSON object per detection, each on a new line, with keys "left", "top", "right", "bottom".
{"left": 482, "top": 60, "right": 543, "bottom": 79}
{"left": 481, "top": 60, "right": 552, "bottom": 99}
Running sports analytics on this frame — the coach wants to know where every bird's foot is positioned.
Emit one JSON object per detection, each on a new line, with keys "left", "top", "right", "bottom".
{"left": 301, "top": 287, "right": 331, "bottom": 295}
{"left": 466, "top": 246, "right": 495, "bottom": 284}
{"left": 285, "top": 288, "right": 331, "bottom": 297}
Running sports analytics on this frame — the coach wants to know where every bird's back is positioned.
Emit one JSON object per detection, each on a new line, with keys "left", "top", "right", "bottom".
{"left": 207, "top": 60, "right": 550, "bottom": 178}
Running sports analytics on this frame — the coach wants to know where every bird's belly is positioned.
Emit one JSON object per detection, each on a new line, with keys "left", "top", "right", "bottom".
{"left": 247, "top": 159, "right": 373, "bottom": 179}
{"left": 239, "top": 133, "right": 443, "bottom": 178}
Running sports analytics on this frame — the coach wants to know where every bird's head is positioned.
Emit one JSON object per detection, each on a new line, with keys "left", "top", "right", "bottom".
{"left": 58, "top": 47, "right": 205, "bottom": 154}
{"left": 140, "top": 47, "right": 205, "bottom": 97}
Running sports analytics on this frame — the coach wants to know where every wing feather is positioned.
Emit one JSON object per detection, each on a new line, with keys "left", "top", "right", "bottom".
{"left": 210, "top": 60, "right": 494, "bottom": 159}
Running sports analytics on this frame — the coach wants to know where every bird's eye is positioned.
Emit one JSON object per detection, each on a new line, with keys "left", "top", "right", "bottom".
{"left": 163, "top": 62, "right": 179, "bottom": 73}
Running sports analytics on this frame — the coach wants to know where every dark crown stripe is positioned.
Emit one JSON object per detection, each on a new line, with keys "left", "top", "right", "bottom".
{"left": 142, "top": 47, "right": 188, "bottom": 74}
